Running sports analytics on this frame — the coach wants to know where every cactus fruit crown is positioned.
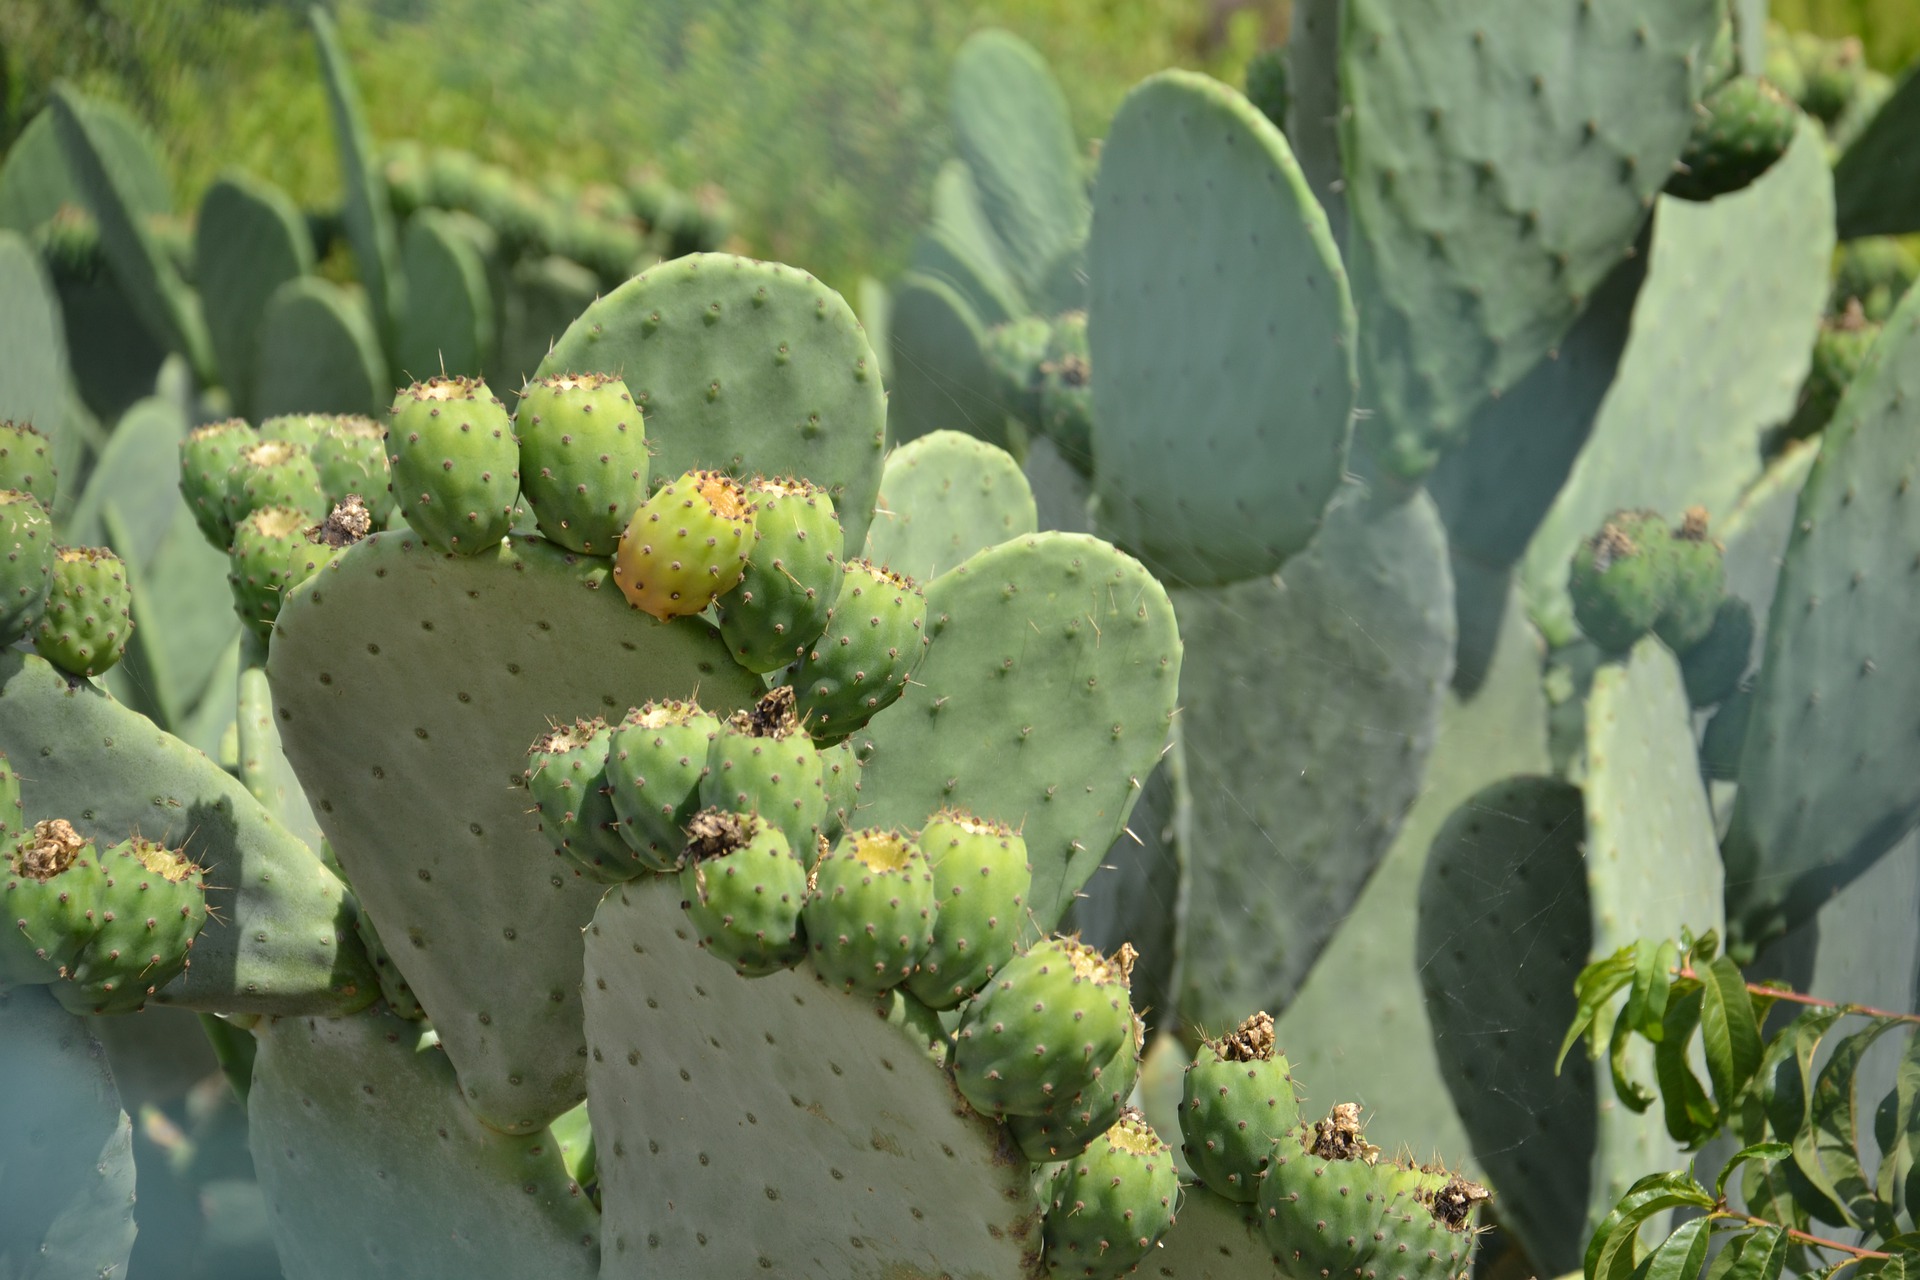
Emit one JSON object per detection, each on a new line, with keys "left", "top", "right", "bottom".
{"left": 1832, "top": 296, "right": 1872, "bottom": 334}
{"left": 690, "top": 470, "right": 751, "bottom": 519}
{"left": 628, "top": 698, "right": 704, "bottom": 731}
{"left": 926, "top": 806, "right": 1015, "bottom": 841}
{"left": 1063, "top": 935, "right": 1137, "bottom": 987}
{"left": 528, "top": 717, "right": 606, "bottom": 758}
{"left": 1584, "top": 514, "right": 1654, "bottom": 574}
{"left": 313, "top": 497, "right": 375, "bottom": 548}
{"left": 246, "top": 507, "right": 311, "bottom": 540}
{"left": 1425, "top": 1174, "right": 1492, "bottom": 1232}
{"left": 14, "top": 818, "right": 86, "bottom": 880}
{"left": 241, "top": 439, "right": 304, "bottom": 469}
{"left": 749, "top": 475, "right": 824, "bottom": 501}
{"left": 530, "top": 371, "right": 627, "bottom": 396}
{"left": 55, "top": 545, "right": 116, "bottom": 568}
{"left": 847, "top": 558, "right": 917, "bottom": 593}
{"left": 731, "top": 686, "right": 799, "bottom": 738}
{"left": 684, "top": 808, "right": 756, "bottom": 862}
{"left": 1105, "top": 1106, "right": 1169, "bottom": 1157}
{"left": 0, "top": 489, "right": 39, "bottom": 509}
{"left": 191, "top": 418, "right": 252, "bottom": 444}
{"left": 402, "top": 375, "right": 494, "bottom": 405}
{"left": 1209, "top": 1009, "right": 1278, "bottom": 1062}
{"left": 845, "top": 829, "right": 917, "bottom": 871}
{"left": 1676, "top": 506, "right": 1712, "bottom": 544}
{"left": 1306, "top": 1101, "right": 1381, "bottom": 1163}
{"left": 128, "top": 836, "right": 201, "bottom": 883}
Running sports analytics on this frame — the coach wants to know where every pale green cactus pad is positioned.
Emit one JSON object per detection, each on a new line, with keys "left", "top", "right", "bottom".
{"left": 862, "top": 430, "right": 1037, "bottom": 584}
{"left": 195, "top": 172, "right": 313, "bottom": 417}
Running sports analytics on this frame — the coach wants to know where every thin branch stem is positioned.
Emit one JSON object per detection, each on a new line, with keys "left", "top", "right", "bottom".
{"left": 1678, "top": 967, "right": 1920, "bottom": 1025}
{"left": 1710, "top": 1210, "right": 1892, "bottom": 1260}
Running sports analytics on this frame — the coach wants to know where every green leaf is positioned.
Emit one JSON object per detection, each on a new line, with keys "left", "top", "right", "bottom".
{"left": 1721, "top": 1226, "right": 1789, "bottom": 1280}
{"left": 1701, "top": 956, "right": 1766, "bottom": 1111}
{"left": 1796, "top": 1017, "right": 1909, "bottom": 1229}
{"left": 1717, "top": 1142, "right": 1791, "bottom": 1201}
{"left": 1633, "top": 1216, "right": 1713, "bottom": 1280}
{"left": 1612, "top": 1003, "right": 1658, "bottom": 1113}
{"left": 1759, "top": 1007, "right": 1846, "bottom": 1145}
{"left": 1585, "top": 1170, "right": 1716, "bottom": 1280}
{"left": 1561, "top": 946, "right": 1640, "bottom": 1072}
{"left": 1880, "top": 1032, "right": 1920, "bottom": 1233}
{"left": 1642, "top": 938, "right": 1680, "bottom": 1040}
{"left": 1657, "top": 986, "right": 1719, "bottom": 1145}
{"left": 1691, "top": 929, "right": 1721, "bottom": 966}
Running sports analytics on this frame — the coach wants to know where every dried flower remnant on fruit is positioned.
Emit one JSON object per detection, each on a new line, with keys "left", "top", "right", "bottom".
{"left": 18, "top": 819, "right": 85, "bottom": 879}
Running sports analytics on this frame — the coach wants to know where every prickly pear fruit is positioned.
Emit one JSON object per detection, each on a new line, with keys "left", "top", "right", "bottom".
{"left": 607, "top": 699, "right": 722, "bottom": 872}
{"left": 0, "top": 752, "right": 21, "bottom": 845}
{"left": 678, "top": 809, "right": 809, "bottom": 977}
{"left": 260, "top": 412, "right": 330, "bottom": 450}
{"left": 515, "top": 373, "right": 649, "bottom": 555}
{"left": 1665, "top": 76, "right": 1799, "bottom": 203}
{"left": 714, "top": 477, "right": 844, "bottom": 674}
{"left": 1567, "top": 510, "right": 1676, "bottom": 655}
{"left": 0, "top": 491, "right": 54, "bottom": 646}
{"left": 1653, "top": 508, "right": 1727, "bottom": 652}
{"left": 1832, "top": 238, "right": 1917, "bottom": 323}
{"left": 613, "top": 470, "right": 754, "bottom": 619}
{"left": 309, "top": 415, "right": 393, "bottom": 525}
{"left": 982, "top": 316, "right": 1052, "bottom": 426}
{"left": 1245, "top": 45, "right": 1291, "bottom": 132}
{"left": 1179, "top": 1011, "right": 1303, "bottom": 1202}
{"left": 0, "top": 420, "right": 57, "bottom": 512}
{"left": 1784, "top": 302, "right": 1880, "bottom": 443}
{"left": 179, "top": 419, "right": 257, "bottom": 549}
{"left": 1, "top": 819, "right": 104, "bottom": 987}
{"left": 34, "top": 546, "right": 133, "bottom": 678}
{"left": 1680, "top": 596, "right": 1756, "bottom": 708}
{"left": 903, "top": 809, "right": 1031, "bottom": 1011}
{"left": 952, "top": 936, "right": 1136, "bottom": 1118}
{"left": 1038, "top": 311, "right": 1093, "bottom": 473}
{"left": 525, "top": 718, "right": 641, "bottom": 882}
{"left": 782, "top": 560, "right": 928, "bottom": 745}
{"left": 817, "top": 740, "right": 862, "bottom": 845}
{"left": 802, "top": 828, "right": 935, "bottom": 996}
{"left": 227, "top": 507, "right": 310, "bottom": 643}
{"left": 52, "top": 836, "right": 207, "bottom": 1015}
{"left": 698, "top": 687, "right": 826, "bottom": 859}
{"left": 225, "top": 438, "right": 328, "bottom": 530}
{"left": 1042, "top": 1109, "right": 1180, "bottom": 1279}
{"left": 1800, "top": 34, "right": 1865, "bottom": 125}
{"left": 1009, "top": 1007, "right": 1143, "bottom": 1163}
{"left": 387, "top": 376, "right": 520, "bottom": 555}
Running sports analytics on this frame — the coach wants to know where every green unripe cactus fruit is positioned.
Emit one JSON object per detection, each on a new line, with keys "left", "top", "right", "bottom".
{"left": 1, "top": 819, "right": 105, "bottom": 987}
{"left": 179, "top": 418, "right": 257, "bottom": 549}
{"left": 1567, "top": 511, "right": 1677, "bottom": 655}
{"left": 1653, "top": 508, "right": 1728, "bottom": 652}
{"left": 714, "top": 477, "right": 844, "bottom": 674}
{"left": 698, "top": 687, "right": 826, "bottom": 859}
{"left": 903, "top": 809, "right": 1031, "bottom": 1011}
{"left": 952, "top": 936, "right": 1136, "bottom": 1118}
{"left": 818, "top": 740, "right": 862, "bottom": 845}
{"left": 227, "top": 507, "right": 310, "bottom": 644}
{"left": 1784, "top": 303, "right": 1880, "bottom": 444}
{"left": 1665, "top": 76, "right": 1799, "bottom": 203}
{"left": 288, "top": 497, "right": 375, "bottom": 592}
{"left": 1038, "top": 311, "right": 1093, "bottom": 474}
{"left": 34, "top": 546, "right": 133, "bottom": 678}
{"left": 515, "top": 372, "right": 649, "bottom": 555}
{"left": 678, "top": 809, "right": 809, "bottom": 977}
{"left": 526, "top": 718, "right": 641, "bottom": 882}
{"left": 783, "top": 560, "right": 929, "bottom": 745}
{"left": 1800, "top": 34, "right": 1865, "bottom": 124}
{"left": 0, "top": 491, "right": 54, "bottom": 647}
{"left": 982, "top": 316, "right": 1052, "bottom": 427}
{"left": 53, "top": 836, "right": 208, "bottom": 1016}
{"left": 225, "top": 438, "right": 328, "bottom": 531}
{"left": 0, "top": 752, "right": 21, "bottom": 845}
{"left": 1832, "top": 238, "right": 1917, "bottom": 323}
{"left": 1244, "top": 45, "right": 1291, "bottom": 132}
{"left": 0, "top": 420, "right": 57, "bottom": 512}
{"left": 1042, "top": 1108, "right": 1180, "bottom": 1279}
{"left": 802, "top": 828, "right": 935, "bottom": 996}
{"left": 1179, "top": 1011, "right": 1303, "bottom": 1202}
{"left": 1008, "top": 1007, "right": 1143, "bottom": 1163}
{"left": 1680, "top": 596, "right": 1756, "bottom": 708}
{"left": 606, "top": 699, "right": 722, "bottom": 872}
{"left": 387, "top": 377, "right": 520, "bottom": 555}
{"left": 260, "top": 413, "right": 330, "bottom": 451}
{"left": 310, "top": 415, "right": 393, "bottom": 525}
{"left": 612, "top": 469, "right": 754, "bottom": 620}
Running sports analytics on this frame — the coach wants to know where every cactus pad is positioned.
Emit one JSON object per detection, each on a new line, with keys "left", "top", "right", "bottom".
{"left": 254, "top": 276, "right": 390, "bottom": 420}
{"left": 195, "top": 172, "right": 313, "bottom": 415}
{"left": 863, "top": 430, "right": 1037, "bottom": 586}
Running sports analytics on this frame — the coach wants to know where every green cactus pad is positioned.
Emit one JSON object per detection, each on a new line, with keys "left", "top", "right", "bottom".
{"left": 0, "top": 490, "right": 53, "bottom": 646}
{"left": 179, "top": 418, "right": 257, "bottom": 550}
{"left": 237, "top": 662, "right": 327, "bottom": 854}
{"left": 526, "top": 717, "right": 640, "bottom": 883}
{"left": 387, "top": 376, "right": 519, "bottom": 555}
{"left": 309, "top": 414, "right": 392, "bottom": 524}
{"left": 255, "top": 276, "right": 390, "bottom": 420}
{"left": 781, "top": 559, "right": 928, "bottom": 744}
{"left": 909, "top": 224, "right": 1023, "bottom": 328}
{"left": 227, "top": 506, "right": 311, "bottom": 643}
{"left": 1667, "top": 75, "right": 1801, "bottom": 202}
{"left": 952, "top": 934, "right": 1134, "bottom": 1118}
{"left": 583, "top": 877, "right": 1035, "bottom": 1277}
{"left": 0, "top": 650, "right": 375, "bottom": 1015}
{"left": 1723, "top": 286, "right": 1920, "bottom": 956}
{"left": 858, "top": 531, "right": 1180, "bottom": 928}
{"left": 0, "top": 752, "right": 18, "bottom": 845}
{"left": 248, "top": 1007, "right": 599, "bottom": 1280}
{"left": 948, "top": 29, "right": 1088, "bottom": 297}
{"left": 1567, "top": 510, "right": 1677, "bottom": 654}
{"left": 537, "top": 253, "right": 886, "bottom": 550}
{"left": 0, "top": 236, "right": 71, "bottom": 464}
{"left": 310, "top": 7, "right": 403, "bottom": 349}
{"left": 52, "top": 836, "right": 207, "bottom": 1015}
{"left": 1678, "top": 596, "right": 1755, "bottom": 706}
{"left": 1089, "top": 70, "right": 1353, "bottom": 586}
{"left": 1521, "top": 122, "right": 1833, "bottom": 643}
{"left": 0, "top": 100, "right": 168, "bottom": 231}
{"left": 612, "top": 468, "right": 753, "bottom": 619}
{"left": 802, "top": 828, "right": 934, "bottom": 995}
{"left": 699, "top": 690, "right": 825, "bottom": 858}
{"left": 1834, "top": 71, "right": 1920, "bottom": 238}
{"left": 861, "top": 430, "right": 1037, "bottom": 586}
{"left": 268, "top": 532, "right": 758, "bottom": 1132}
{"left": 1176, "top": 486, "right": 1453, "bottom": 1036}
{"left": 0, "top": 986, "right": 137, "bottom": 1280}
{"left": 0, "top": 420, "right": 56, "bottom": 512}
{"left": 902, "top": 809, "right": 1030, "bottom": 1011}
{"left": 195, "top": 171, "right": 313, "bottom": 416}
{"left": 515, "top": 372, "right": 648, "bottom": 557}
{"left": 884, "top": 271, "right": 1007, "bottom": 450}
{"left": 606, "top": 699, "right": 723, "bottom": 871}
{"left": 1285, "top": 0, "right": 1344, "bottom": 237}
{"left": 49, "top": 86, "right": 214, "bottom": 380}
{"left": 2, "top": 819, "right": 104, "bottom": 987}
{"left": 396, "top": 208, "right": 493, "bottom": 382}
{"left": 1146, "top": 1184, "right": 1288, "bottom": 1278}
{"left": 1007, "top": 1007, "right": 1142, "bottom": 1163}
{"left": 1180, "top": 1012, "right": 1302, "bottom": 1203}
{"left": 1340, "top": 0, "right": 1717, "bottom": 475}
{"left": 33, "top": 545, "right": 132, "bottom": 678}
{"left": 678, "top": 809, "right": 808, "bottom": 977}
{"left": 1710, "top": 440, "right": 1818, "bottom": 683}
{"left": 1043, "top": 1109, "right": 1181, "bottom": 1278}
{"left": 714, "top": 476, "right": 843, "bottom": 674}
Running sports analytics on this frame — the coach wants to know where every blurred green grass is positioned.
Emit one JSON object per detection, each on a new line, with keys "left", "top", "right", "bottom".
{"left": 1, "top": 0, "right": 1288, "bottom": 294}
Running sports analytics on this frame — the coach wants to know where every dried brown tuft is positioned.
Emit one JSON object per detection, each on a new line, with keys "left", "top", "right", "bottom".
{"left": 1213, "top": 1011, "right": 1277, "bottom": 1063}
